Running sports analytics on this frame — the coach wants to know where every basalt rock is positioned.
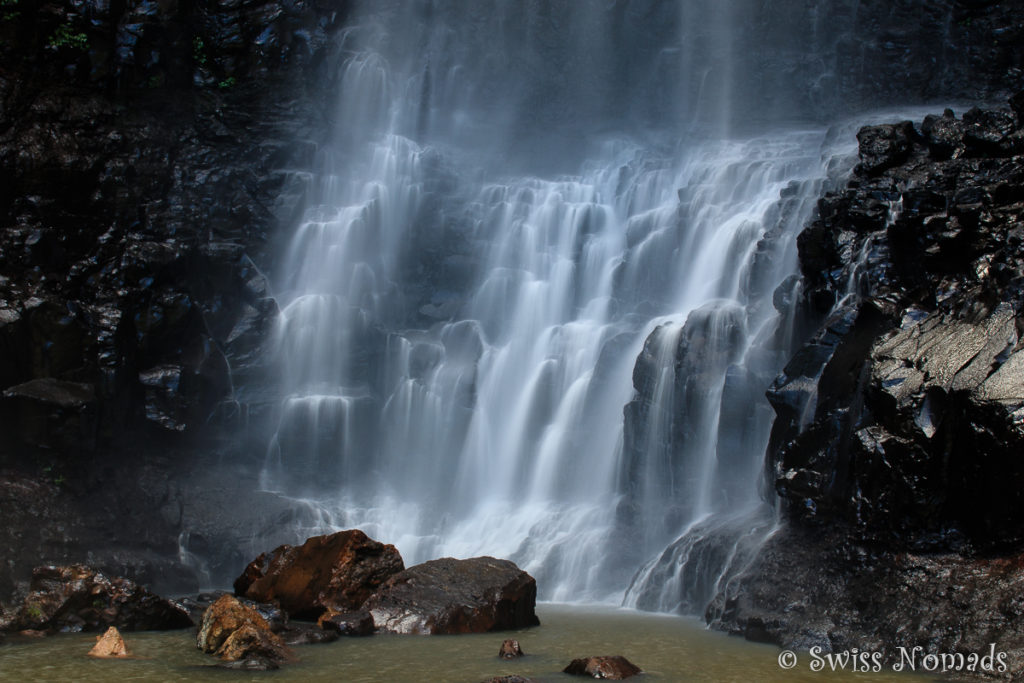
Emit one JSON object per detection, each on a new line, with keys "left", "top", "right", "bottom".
{"left": 715, "top": 94, "right": 1024, "bottom": 673}
{"left": 234, "top": 529, "right": 405, "bottom": 620}
{"left": 769, "top": 94, "right": 1024, "bottom": 552}
{"left": 8, "top": 564, "right": 191, "bottom": 633}
{"left": 364, "top": 557, "right": 540, "bottom": 635}
{"left": 563, "top": 656, "right": 642, "bottom": 679}
{"left": 0, "top": 0, "right": 347, "bottom": 601}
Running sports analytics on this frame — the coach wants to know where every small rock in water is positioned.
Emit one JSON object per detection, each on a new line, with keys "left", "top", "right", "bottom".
{"left": 498, "top": 638, "right": 524, "bottom": 658}
{"left": 281, "top": 623, "right": 340, "bottom": 646}
{"left": 217, "top": 657, "right": 280, "bottom": 671}
{"left": 564, "top": 655, "right": 642, "bottom": 679}
{"left": 88, "top": 626, "right": 129, "bottom": 658}
{"left": 482, "top": 677, "right": 537, "bottom": 683}
{"left": 318, "top": 609, "right": 375, "bottom": 636}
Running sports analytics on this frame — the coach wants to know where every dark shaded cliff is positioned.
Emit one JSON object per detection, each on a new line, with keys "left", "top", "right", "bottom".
{"left": 0, "top": 0, "right": 347, "bottom": 599}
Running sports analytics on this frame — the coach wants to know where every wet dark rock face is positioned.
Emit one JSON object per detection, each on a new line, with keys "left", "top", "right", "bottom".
{"left": 713, "top": 94, "right": 1024, "bottom": 674}
{"left": 770, "top": 99, "right": 1024, "bottom": 551}
{"left": 0, "top": 1, "right": 347, "bottom": 600}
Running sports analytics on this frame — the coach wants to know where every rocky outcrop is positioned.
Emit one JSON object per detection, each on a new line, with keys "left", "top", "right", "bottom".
{"left": 6, "top": 564, "right": 191, "bottom": 633}
{"left": 234, "top": 529, "right": 405, "bottom": 620}
{"left": 364, "top": 557, "right": 540, "bottom": 635}
{"left": 563, "top": 656, "right": 642, "bottom": 679}
{"left": 769, "top": 96, "right": 1024, "bottom": 551}
{"left": 711, "top": 93, "right": 1024, "bottom": 674}
{"left": 87, "top": 626, "right": 129, "bottom": 658}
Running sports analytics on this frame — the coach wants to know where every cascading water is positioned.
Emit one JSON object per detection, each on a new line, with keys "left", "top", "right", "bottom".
{"left": 252, "top": 0, "right": 914, "bottom": 607}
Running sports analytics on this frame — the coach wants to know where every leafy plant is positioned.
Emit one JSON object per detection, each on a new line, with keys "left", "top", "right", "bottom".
{"left": 48, "top": 22, "right": 88, "bottom": 50}
{"left": 25, "top": 604, "right": 44, "bottom": 621}
{"left": 218, "top": 76, "right": 236, "bottom": 89}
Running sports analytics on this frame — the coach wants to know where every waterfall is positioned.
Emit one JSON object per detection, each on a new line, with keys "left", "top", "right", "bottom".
{"left": 253, "top": 0, "right": 906, "bottom": 605}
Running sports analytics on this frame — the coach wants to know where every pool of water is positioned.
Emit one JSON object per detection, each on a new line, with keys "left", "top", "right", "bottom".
{"left": 0, "top": 604, "right": 929, "bottom": 682}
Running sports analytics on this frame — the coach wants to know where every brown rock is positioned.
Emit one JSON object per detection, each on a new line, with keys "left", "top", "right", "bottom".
{"left": 563, "top": 655, "right": 642, "bottom": 679}
{"left": 234, "top": 529, "right": 404, "bottom": 620}
{"left": 499, "top": 638, "right": 524, "bottom": 658}
{"left": 87, "top": 626, "right": 128, "bottom": 658}
{"left": 317, "top": 609, "right": 375, "bottom": 636}
{"left": 14, "top": 565, "right": 191, "bottom": 632}
{"left": 483, "top": 677, "right": 538, "bottom": 683}
{"left": 364, "top": 556, "right": 540, "bottom": 635}
{"left": 196, "top": 594, "right": 271, "bottom": 654}
{"left": 215, "top": 623, "right": 291, "bottom": 664}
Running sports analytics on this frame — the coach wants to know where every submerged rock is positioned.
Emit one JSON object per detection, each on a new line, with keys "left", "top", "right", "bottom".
{"left": 483, "top": 677, "right": 538, "bottom": 683}
{"left": 87, "top": 626, "right": 128, "bottom": 658}
{"left": 10, "top": 565, "right": 191, "bottom": 632}
{"left": 280, "top": 623, "right": 340, "bottom": 646}
{"left": 563, "top": 655, "right": 642, "bottom": 679}
{"left": 499, "top": 638, "right": 525, "bottom": 658}
{"left": 364, "top": 557, "right": 540, "bottom": 635}
{"left": 234, "top": 529, "right": 404, "bottom": 620}
{"left": 318, "top": 609, "right": 374, "bottom": 637}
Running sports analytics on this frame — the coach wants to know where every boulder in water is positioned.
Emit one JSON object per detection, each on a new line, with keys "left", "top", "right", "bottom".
{"left": 234, "top": 529, "right": 404, "bottom": 620}
{"left": 11, "top": 565, "right": 191, "bottom": 632}
{"left": 364, "top": 557, "right": 540, "bottom": 634}
{"left": 87, "top": 626, "right": 128, "bottom": 657}
{"left": 197, "top": 594, "right": 292, "bottom": 667}
{"left": 499, "top": 638, "right": 524, "bottom": 658}
{"left": 483, "top": 677, "right": 538, "bottom": 683}
{"left": 563, "top": 655, "right": 642, "bottom": 679}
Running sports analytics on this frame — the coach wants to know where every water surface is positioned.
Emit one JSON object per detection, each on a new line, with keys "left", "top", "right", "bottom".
{"left": 0, "top": 604, "right": 929, "bottom": 682}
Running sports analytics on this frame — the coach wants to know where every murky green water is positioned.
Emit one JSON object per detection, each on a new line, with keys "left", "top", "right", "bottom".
{"left": 0, "top": 605, "right": 932, "bottom": 682}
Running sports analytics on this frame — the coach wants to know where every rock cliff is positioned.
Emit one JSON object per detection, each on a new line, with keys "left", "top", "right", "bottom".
{"left": 708, "top": 95, "right": 1024, "bottom": 675}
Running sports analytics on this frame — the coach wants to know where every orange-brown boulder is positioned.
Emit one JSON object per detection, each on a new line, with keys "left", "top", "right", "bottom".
{"left": 233, "top": 529, "right": 404, "bottom": 620}
{"left": 87, "top": 626, "right": 129, "bottom": 657}
{"left": 197, "top": 595, "right": 292, "bottom": 667}
{"left": 197, "top": 594, "right": 271, "bottom": 653}
{"left": 215, "top": 623, "right": 292, "bottom": 664}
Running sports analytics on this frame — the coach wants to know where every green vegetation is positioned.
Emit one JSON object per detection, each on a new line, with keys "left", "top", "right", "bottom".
{"left": 1, "top": 0, "right": 18, "bottom": 21}
{"left": 25, "top": 604, "right": 44, "bottom": 620}
{"left": 192, "top": 35, "right": 207, "bottom": 65}
{"left": 48, "top": 22, "right": 88, "bottom": 50}
{"left": 218, "top": 76, "right": 237, "bottom": 89}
